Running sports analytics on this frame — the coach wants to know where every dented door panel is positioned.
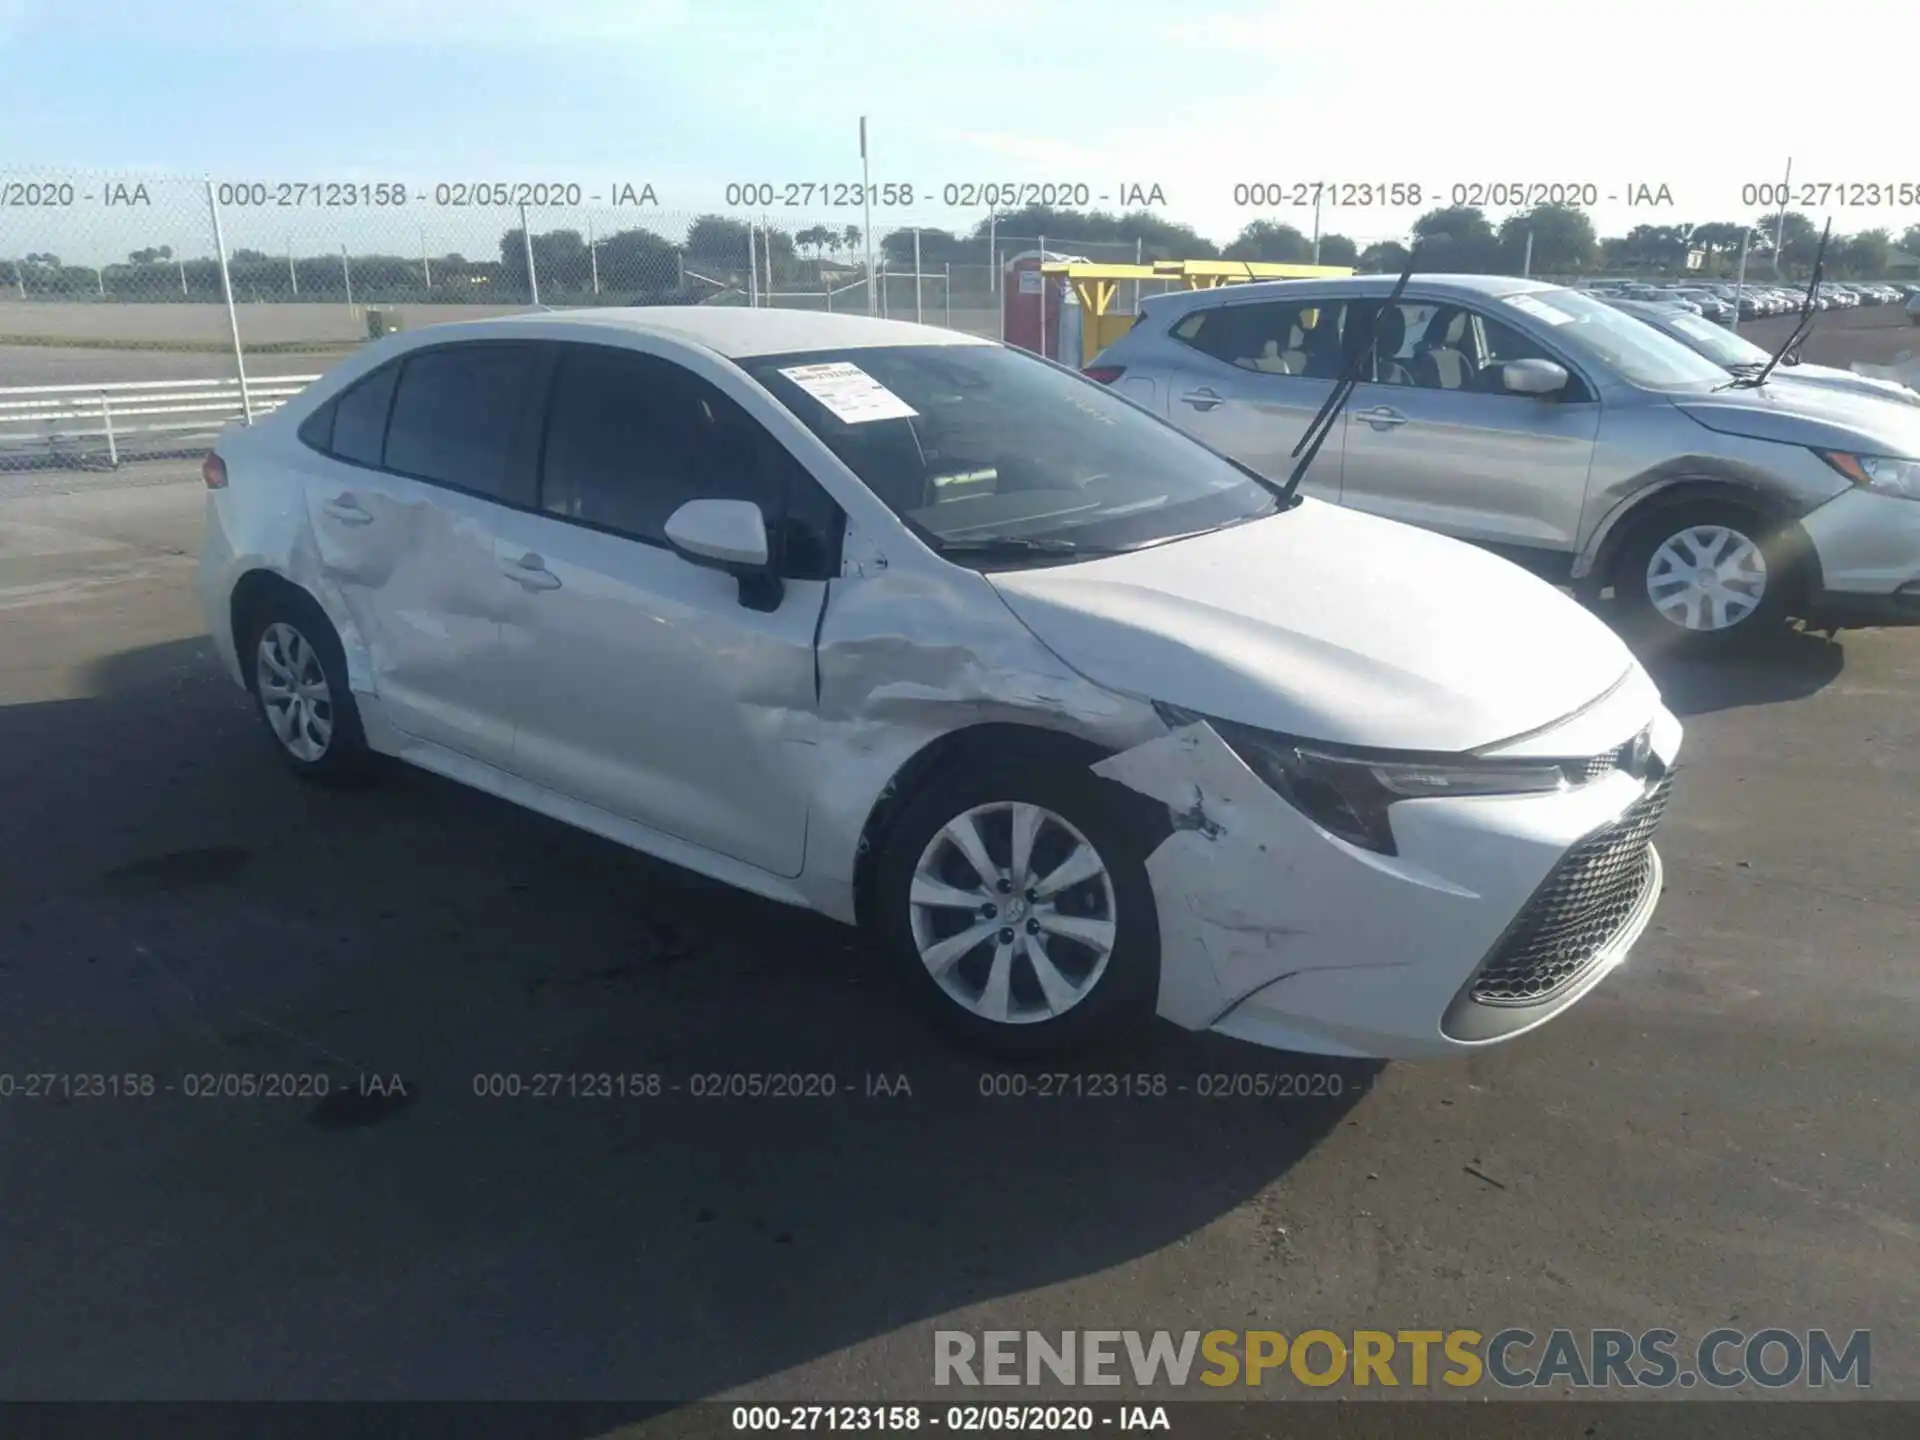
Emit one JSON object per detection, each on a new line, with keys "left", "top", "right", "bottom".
{"left": 492, "top": 510, "right": 821, "bottom": 878}
{"left": 302, "top": 467, "right": 515, "bottom": 764}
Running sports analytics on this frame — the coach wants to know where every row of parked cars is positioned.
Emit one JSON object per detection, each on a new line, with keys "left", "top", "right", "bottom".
{"left": 1588, "top": 278, "right": 1920, "bottom": 325}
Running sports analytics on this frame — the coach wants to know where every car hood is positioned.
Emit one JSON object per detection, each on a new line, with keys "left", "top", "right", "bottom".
{"left": 987, "top": 500, "right": 1639, "bottom": 753}
{"left": 1779, "top": 364, "right": 1920, "bottom": 408}
{"left": 1676, "top": 383, "right": 1920, "bottom": 455}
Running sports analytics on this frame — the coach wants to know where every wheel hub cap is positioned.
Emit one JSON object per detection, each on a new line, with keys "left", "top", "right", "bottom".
{"left": 908, "top": 801, "right": 1117, "bottom": 1026}
{"left": 256, "top": 621, "right": 333, "bottom": 762}
{"left": 1645, "top": 524, "right": 1767, "bottom": 632}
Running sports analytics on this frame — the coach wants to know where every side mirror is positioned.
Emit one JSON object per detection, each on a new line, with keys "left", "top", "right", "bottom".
{"left": 663, "top": 498, "right": 784, "bottom": 612}
{"left": 1503, "top": 358, "right": 1570, "bottom": 396}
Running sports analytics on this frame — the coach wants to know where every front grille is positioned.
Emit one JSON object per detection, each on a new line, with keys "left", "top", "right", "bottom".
{"left": 1469, "top": 775, "right": 1673, "bottom": 1006}
{"left": 1575, "top": 740, "right": 1630, "bottom": 783}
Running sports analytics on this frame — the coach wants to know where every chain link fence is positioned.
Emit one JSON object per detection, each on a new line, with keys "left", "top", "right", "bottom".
{"left": 0, "top": 167, "right": 1420, "bottom": 472}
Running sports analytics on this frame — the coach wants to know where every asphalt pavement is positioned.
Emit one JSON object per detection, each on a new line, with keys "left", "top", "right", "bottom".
{"left": 0, "top": 462, "right": 1914, "bottom": 1412}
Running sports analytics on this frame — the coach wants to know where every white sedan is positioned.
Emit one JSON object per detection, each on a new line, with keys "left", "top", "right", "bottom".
{"left": 198, "top": 308, "right": 1681, "bottom": 1059}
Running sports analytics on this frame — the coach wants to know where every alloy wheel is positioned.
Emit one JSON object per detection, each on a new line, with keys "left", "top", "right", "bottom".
{"left": 256, "top": 621, "right": 334, "bottom": 762}
{"left": 908, "top": 801, "right": 1118, "bottom": 1026}
{"left": 1645, "top": 524, "right": 1767, "bottom": 632}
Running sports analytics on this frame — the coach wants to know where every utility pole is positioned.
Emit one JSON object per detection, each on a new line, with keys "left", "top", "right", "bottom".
{"left": 1731, "top": 228, "right": 1753, "bottom": 334}
{"left": 1773, "top": 157, "right": 1792, "bottom": 279}
{"left": 519, "top": 201, "right": 539, "bottom": 305}
{"left": 860, "top": 116, "right": 876, "bottom": 316}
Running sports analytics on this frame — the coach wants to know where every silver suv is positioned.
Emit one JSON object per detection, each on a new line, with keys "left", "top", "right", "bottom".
{"left": 1087, "top": 274, "right": 1920, "bottom": 648}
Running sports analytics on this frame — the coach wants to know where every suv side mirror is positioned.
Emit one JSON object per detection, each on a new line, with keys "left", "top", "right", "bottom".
{"left": 1503, "top": 358, "right": 1570, "bottom": 396}
{"left": 663, "top": 498, "right": 785, "bottom": 612}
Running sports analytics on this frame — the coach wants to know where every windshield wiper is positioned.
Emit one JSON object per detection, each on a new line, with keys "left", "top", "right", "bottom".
{"left": 930, "top": 536, "right": 1106, "bottom": 557}
{"left": 1278, "top": 243, "right": 1423, "bottom": 503}
{"left": 1725, "top": 219, "right": 1832, "bottom": 390}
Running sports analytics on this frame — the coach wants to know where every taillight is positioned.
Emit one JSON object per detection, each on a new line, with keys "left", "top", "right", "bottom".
{"left": 1082, "top": 365, "right": 1126, "bottom": 384}
{"left": 202, "top": 452, "right": 228, "bottom": 489}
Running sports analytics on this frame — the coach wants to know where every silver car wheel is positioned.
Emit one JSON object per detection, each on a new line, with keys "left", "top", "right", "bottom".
{"left": 256, "top": 621, "right": 334, "bottom": 763}
{"left": 908, "top": 801, "right": 1118, "bottom": 1026}
{"left": 1645, "top": 524, "right": 1767, "bottom": 632}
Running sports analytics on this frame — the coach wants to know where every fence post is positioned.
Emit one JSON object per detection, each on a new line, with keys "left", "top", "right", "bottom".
{"left": 764, "top": 214, "right": 773, "bottom": 301}
{"left": 748, "top": 223, "right": 759, "bottom": 308}
{"left": 1133, "top": 236, "right": 1143, "bottom": 315}
{"left": 1731, "top": 229, "right": 1753, "bottom": 334}
{"left": 341, "top": 244, "right": 354, "bottom": 313}
{"left": 421, "top": 226, "right": 433, "bottom": 293}
{"left": 520, "top": 201, "right": 540, "bottom": 306}
{"left": 587, "top": 216, "right": 599, "bottom": 297}
{"left": 100, "top": 392, "right": 119, "bottom": 469}
{"left": 287, "top": 241, "right": 298, "bottom": 296}
{"left": 177, "top": 254, "right": 187, "bottom": 296}
{"left": 10, "top": 260, "right": 21, "bottom": 299}
{"left": 991, "top": 214, "right": 1003, "bottom": 341}
{"left": 1039, "top": 233, "right": 1048, "bottom": 361}
{"left": 944, "top": 262, "right": 951, "bottom": 329}
{"left": 1522, "top": 230, "right": 1534, "bottom": 278}
{"left": 205, "top": 178, "right": 254, "bottom": 424}
{"left": 914, "top": 228, "right": 923, "bottom": 323}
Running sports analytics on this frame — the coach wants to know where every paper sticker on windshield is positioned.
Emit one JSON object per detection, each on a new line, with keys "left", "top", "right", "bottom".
{"left": 778, "top": 362, "right": 918, "bottom": 424}
{"left": 1506, "top": 293, "right": 1573, "bottom": 325}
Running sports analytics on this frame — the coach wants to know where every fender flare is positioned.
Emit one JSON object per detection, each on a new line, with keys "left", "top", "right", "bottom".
{"left": 1574, "top": 473, "right": 1821, "bottom": 599}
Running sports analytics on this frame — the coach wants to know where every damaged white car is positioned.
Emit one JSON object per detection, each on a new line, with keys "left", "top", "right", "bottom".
{"left": 198, "top": 308, "right": 1681, "bottom": 1060}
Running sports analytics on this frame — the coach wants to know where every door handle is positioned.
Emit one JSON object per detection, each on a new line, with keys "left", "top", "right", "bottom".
{"left": 501, "top": 553, "right": 562, "bottom": 591}
{"left": 1356, "top": 406, "right": 1408, "bottom": 429}
{"left": 1180, "top": 388, "right": 1223, "bottom": 411}
{"left": 321, "top": 497, "right": 373, "bottom": 525}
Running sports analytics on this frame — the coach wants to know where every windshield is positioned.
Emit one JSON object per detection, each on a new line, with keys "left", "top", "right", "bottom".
{"left": 1652, "top": 310, "right": 1772, "bottom": 368}
{"left": 1501, "top": 287, "right": 1732, "bottom": 388}
{"left": 744, "top": 344, "right": 1280, "bottom": 561}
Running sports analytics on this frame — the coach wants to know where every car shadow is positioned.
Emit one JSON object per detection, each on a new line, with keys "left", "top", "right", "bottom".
{"left": 0, "top": 635, "right": 1374, "bottom": 1406}
{"left": 1589, "top": 601, "right": 1849, "bottom": 718}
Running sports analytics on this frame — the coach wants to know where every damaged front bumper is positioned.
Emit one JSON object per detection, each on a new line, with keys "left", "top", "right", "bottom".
{"left": 1093, "top": 712, "right": 1682, "bottom": 1060}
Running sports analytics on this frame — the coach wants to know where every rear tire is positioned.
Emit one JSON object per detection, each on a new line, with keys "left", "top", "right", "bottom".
{"left": 872, "top": 745, "right": 1164, "bottom": 1058}
{"left": 1612, "top": 501, "right": 1794, "bottom": 655}
{"left": 239, "top": 587, "right": 374, "bottom": 785}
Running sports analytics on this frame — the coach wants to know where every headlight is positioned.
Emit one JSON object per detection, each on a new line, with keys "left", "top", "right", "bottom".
{"left": 1160, "top": 707, "right": 1572, "bottom": 856}
{"left": 1817, "top": 450, "right": 1920, "bottom": 500}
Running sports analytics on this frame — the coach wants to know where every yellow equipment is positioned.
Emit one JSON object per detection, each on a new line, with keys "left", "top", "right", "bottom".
{"left": 1041, "top": 258, "right": 1357, "bottom": 367}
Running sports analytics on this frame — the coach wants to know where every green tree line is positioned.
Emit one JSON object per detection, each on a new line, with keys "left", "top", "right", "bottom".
{"left": 9, "top": 209, "right": 1917, "bottom": 301}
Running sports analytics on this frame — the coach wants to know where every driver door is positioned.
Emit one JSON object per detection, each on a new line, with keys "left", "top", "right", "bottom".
{"left": 1339, "top": 303, "right": 1602, "bottom": 564}
{"left": 488, "top": 343, "right": 840, "bottom": 878}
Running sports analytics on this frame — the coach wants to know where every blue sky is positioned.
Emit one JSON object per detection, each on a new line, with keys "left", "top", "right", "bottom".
{"left": 5, "top": 0, "right": 1916, "bottom": 259}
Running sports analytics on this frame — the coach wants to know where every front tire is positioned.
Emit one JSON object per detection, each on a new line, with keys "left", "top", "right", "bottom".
{"left": 240, "top": 588, "right": 373, "bottom": 784}
{"left": 872, "top": 748, "right": 1164, "bottom": 1058}
{"left": 1613, "top": 501, "right": 1793, "bottom": 654}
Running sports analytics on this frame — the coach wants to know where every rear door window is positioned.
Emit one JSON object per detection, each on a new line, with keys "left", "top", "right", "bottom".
{"left": 383, "top": 345, "right": 540, "bottom": 500}
{"left": 328, "top": 363, "right": 401, "bottom": 467}
{"left": 1172, "top": 298, "right": 1350, "bottom": 378}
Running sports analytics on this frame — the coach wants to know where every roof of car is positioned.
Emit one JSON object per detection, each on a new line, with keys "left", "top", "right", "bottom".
{"left": 418, "top": 306, "right": 991, "bottom": 360}
{"left": 1142, "top": 272, "right": 1560, "bottom": 316}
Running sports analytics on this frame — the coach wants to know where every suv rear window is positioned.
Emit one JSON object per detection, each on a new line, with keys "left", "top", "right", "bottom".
{"left": 1171, "top": 299, "right": 1351, "bottom": 378}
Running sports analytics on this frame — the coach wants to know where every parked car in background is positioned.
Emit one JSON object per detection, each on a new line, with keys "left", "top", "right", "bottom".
{"left": 199, "top": 307, "right": 1687, "bottom": 1061}
{"left": 1602, "top": 297, "right": 1920, "bottom": 407}
{"left": 1088, "top": 274, "right": 1920, "bottom": 649}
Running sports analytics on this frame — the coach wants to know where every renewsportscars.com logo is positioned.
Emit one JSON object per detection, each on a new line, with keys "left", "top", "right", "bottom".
{"left": 933, "top": 1328, "right": 1872, "bottom": 1391}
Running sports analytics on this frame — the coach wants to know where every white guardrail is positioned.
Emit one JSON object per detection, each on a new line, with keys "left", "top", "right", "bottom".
{"left": 0, "top": 375, "right": 320, "bottom": 468}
